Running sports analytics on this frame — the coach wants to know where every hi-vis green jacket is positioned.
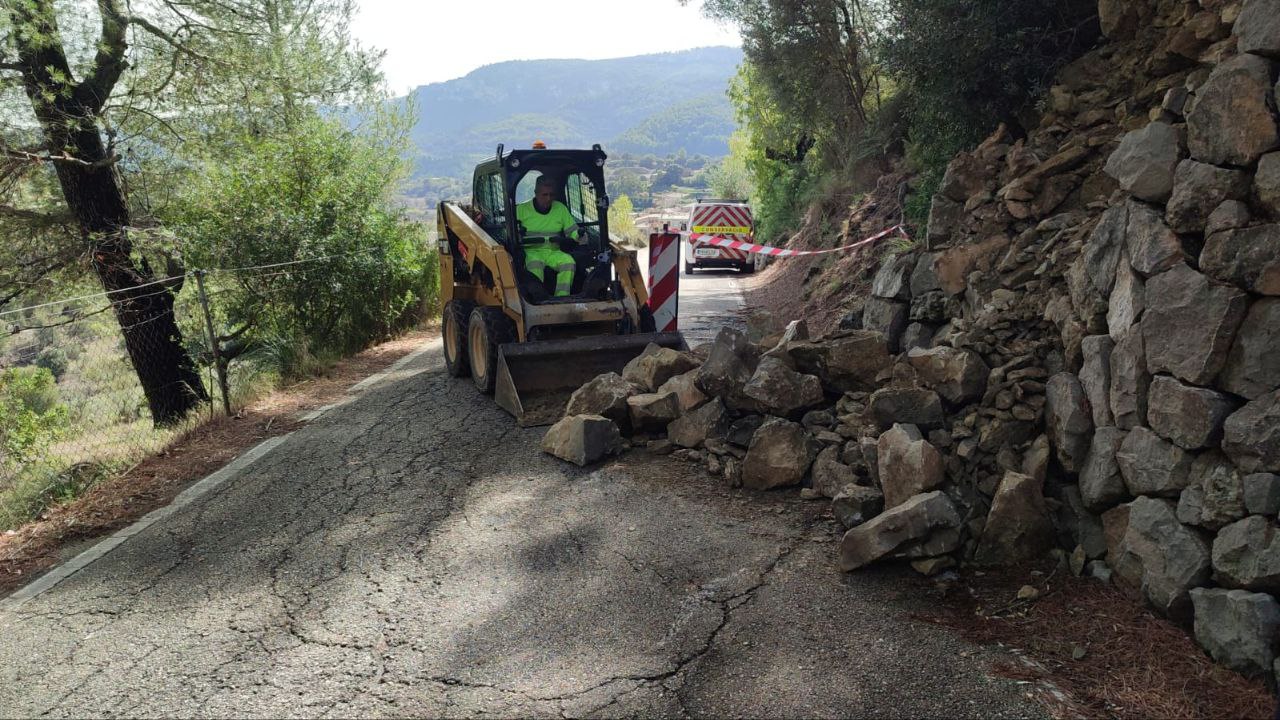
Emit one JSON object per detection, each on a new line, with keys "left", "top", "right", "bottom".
{"left": 516, "top": 200, "right": 579, "bottom": 242}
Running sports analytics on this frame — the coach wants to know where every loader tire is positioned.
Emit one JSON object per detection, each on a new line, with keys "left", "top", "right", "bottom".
{"left": 638, "top": 305, "right": 657, "bottom": 333}
{"left": 468, "top": 307, "right": 516, "bottom": 395}
{"left": 443, "top": 300, "right": 475, "bottom": 378}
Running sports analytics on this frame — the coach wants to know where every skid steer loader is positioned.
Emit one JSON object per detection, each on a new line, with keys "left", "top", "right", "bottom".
{"left": 437, "top": 143, "right": 686, "bottom": 426}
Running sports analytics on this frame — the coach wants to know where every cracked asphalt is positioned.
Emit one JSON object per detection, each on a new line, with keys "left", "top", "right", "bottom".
{"left": 0, "top": 274, "right": 1044, "bottom": 719}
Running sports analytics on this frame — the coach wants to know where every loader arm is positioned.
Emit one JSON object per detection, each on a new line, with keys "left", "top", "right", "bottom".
{"left": 439, "top": 202, "right": 528, "bottom": 338}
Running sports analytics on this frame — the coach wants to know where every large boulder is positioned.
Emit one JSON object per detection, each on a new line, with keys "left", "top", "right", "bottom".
{"left": 871, "top": 253, "right": 915, "bottom": 301}
{"left": 1185, "top": 453, "right": 1248, "bottom": 531}
{"left": 867, "top": 387, "right": 944, "bottom": 431}
{"left": 788, "top": 331, "right": 892, "bottom": 393}
{"left": 1111, "top": 496, "right": 1212, "bottom": 620}
{"left": 839, "top": 491, "right": 961, "bottom": 571}
{"left": 832, "top": 484, "right": 885, "bottom": 529}
{"left": 742, "top": 417, "right": 819, "bottom": 490}
{"left": 1165, "top": 160, "right": 1250, "bottom": 234}
{"left": 627, "top": 391, "right": 681, "bottom": 433}
{"left": 696, "top": 327, "right": 759, "bottom": 405}
{"left": 1236, "top": 0, "right": 1280, "bottom": 58}
{"left": 1244, "top": 473, "right": 1280, "bottom": 515}
{"left": 1220, "top": 299, "right": 1280, "bottom": 399}
{"left": 1109, "top": 324, "right": 1150, "bottom": 430}
{"left": 906, "top": 346, "right": 989, "bottom": 405}
{"left": 812, "top": 446, "right": 860, "bottom": 499}
{"left": 876, "top": 424, "right": 945, "bottom": 509}
{"left": 1186, "top": 53, "right": 1280, "bottom": 166}
{"left": 622, "top": 344, "right": 700, "bottom": 392}
{"left": 1103, "top": 122, "right": 1181, "bottom": 202}
{"left": 1125, "top": 201, "right": 1186, "bottom": 276}
{"left": 1257, "top": 152, "right": 1280, "bottom": 219}
{"left": 1146, "top": 375, "right": 1238, "bottom": 450}
{"left": 667, "top": 397, "right": 730, "bottom": 449}
{"left": 1191, "top": 588, "right": 1280, "bottom": 679}
{"left": 1081, "top": 427, "right": 1129, "bottom": 512}
{"left": 656, "top": 369, "right": 709, "bottom": 413}
{"left": 1083, "top": 204, "right": 1128, "bottom": 298}
{"left": 1079, "top": 336, "right": 1115, "bottom": 428}
{"left": 862, "top": 299, "right": 909, "bottom": 353}
{"left": 1108, "top": 255, "right": 1145, "bottom": 341}
{"left": 1046, "top": 373, "right": 1094, "bottom": 474}
{"left": 974, "top": 472, "right": 1056, "bottom": 565}
{"left": 742, "top": 357, "right": 824, "bottom": 417}
{"left": 541, "top": 415, "right": 623, "bottom": 466}
{"left": 1213, "top": 516, "right": 1280, "bottom": 593}
{"left": 1116, "top": 426, "right": 1194, "bottom": 497}
{"left": 1143, "top": 264, "right": 1248, "bottom": 385}
{"left": 1223, "top": 391, "right": 1280, "bottom": 473}
{"left": 1201, "top": 225, "right": 1280, "bottom": 296}
{"left": 910, "top": 252, "right": 943, "bottom": 297}
{"left": 565, "top": 373, "right": 641, "bottom": 428}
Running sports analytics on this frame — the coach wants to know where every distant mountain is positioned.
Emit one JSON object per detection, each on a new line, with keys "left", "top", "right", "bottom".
{"left": 401, "top": 47, "right": 743, "bottom": 181}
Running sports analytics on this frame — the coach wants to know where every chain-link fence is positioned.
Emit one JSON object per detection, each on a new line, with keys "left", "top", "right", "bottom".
{"left": 0, "top": 250, "right": 416, "bottom": 529}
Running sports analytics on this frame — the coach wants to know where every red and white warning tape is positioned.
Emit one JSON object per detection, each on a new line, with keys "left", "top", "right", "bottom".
{"left": 689, "top": 224, "right": 910, "bottom": 257}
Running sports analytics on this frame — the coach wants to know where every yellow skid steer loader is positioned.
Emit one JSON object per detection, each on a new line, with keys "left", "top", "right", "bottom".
{"left": 437, "top": 143, "right": 686, "bottom": 426}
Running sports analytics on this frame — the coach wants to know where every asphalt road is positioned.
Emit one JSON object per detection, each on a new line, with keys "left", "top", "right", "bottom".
{"left": 0, "top": 271, "right": 1042, "bottom": 718}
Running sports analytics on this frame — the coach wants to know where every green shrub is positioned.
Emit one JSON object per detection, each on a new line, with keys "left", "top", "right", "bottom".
{"left": 35, "top": 346, "right": 70, "bottom": 380}
{"left": 0, "top": 366, "right": 68, "bottom": 470}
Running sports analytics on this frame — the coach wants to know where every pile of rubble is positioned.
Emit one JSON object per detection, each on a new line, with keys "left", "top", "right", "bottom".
{"left": 546, "top": 0, "right": 1280, "bottom": 688}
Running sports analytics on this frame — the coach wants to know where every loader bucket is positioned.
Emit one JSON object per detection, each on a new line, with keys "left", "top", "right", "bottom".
{"left": 494, "top": 332, "right": 688, "bottom": 427}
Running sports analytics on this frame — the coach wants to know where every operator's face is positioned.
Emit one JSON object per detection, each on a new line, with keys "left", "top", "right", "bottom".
{"left": 534, "top": 185, "right": 554, "bottom": 213}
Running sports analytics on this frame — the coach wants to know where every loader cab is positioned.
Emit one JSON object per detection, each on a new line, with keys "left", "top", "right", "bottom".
{"left": 472, "top": 144, "right": 614, "bottom": 304}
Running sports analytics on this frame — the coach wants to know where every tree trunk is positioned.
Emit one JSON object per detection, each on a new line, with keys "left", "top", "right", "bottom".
{"left": 10, "top": 1, "right": 208, "bottom": 426}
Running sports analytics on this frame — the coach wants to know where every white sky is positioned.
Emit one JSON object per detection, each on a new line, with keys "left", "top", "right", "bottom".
{"left": 350, "top": 0, "right": 742, "bottom": 93}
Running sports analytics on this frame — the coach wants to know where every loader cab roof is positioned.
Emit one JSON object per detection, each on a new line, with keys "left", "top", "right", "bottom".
{"left": 473, "top": 144, "right": 609, "bottom": 190}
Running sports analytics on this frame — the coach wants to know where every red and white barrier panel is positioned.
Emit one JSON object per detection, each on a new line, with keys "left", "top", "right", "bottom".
{"left": 689, "top": 224, "right": 910, "bottom": 257}
{"left": 647, "top": 232, "right": 680, "bottom": 332}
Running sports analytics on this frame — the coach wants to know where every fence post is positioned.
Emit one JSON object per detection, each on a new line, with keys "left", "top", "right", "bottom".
{"left": 194, "top": 270, "right": 232, "bottom": 416}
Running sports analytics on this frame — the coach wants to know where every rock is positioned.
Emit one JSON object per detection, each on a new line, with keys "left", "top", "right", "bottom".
{"left": 1111, "top": 496, "right": 1212, "bottom": 620}
{"left": 1177, "top": 483, "right": 1207, "bottom": 526}
{"left": 802, "top": 409, "right": 835, "bottom": 429}
{"left": 974, "top": 471, "right": 1056, "bottom": 565}
{"left": 1083, "top": 204, "right": 1128, "bottom": 297}
{"left": 725, "top": 415, "right": 763, "bottom": 448}
{"left": 657, "top": 369, "right": 708, "bottom": 413}
{"left": 977, "top": 418, "right": 1038, "bottom": 453}
{"left": 1213, "top": 516, "right": 1280, "bottom": 593}
{"left": 910, "top": 253, "right": 942, "bottom": 297}
{"left": 1223, "top": 391, "right": 1280, "bottom": 473}
{"left": 927, "top": 196, "right": 963, "bottom": 247}
{"left": 861, "top": 437, "right": 880, "bottom": 487}
{"left": 1201, "top": 225, "right": 1280, "bottom": 296}
{"left": 1255, "top": 152, "right": 1280, "bottom": 219}
{"left": 1146, "top": 375, "right": 1238, "bottom": 450}
{"left": 940, "top": 152, "right": 988, "bottom": 202}
{"left": 933, "top": 234, "right": 1010, "bottom": 295}
{"left": 1062, "top": 484, "right": 1109, "bottom": 559}
{"left": 1088, "top": 561, "right": 1114, "bottom": 583}
{"left": 1236, "top": 0, "right": 1280, "bottom": 58}
{"left": 1107, "top": 255, "right": 1145, "bottom": 341}
{"left": 871, "top": 254, "right": 915, "bottom": 300}
{"left": 832, "top": 484, "right": 885, "bottom": 529}
{"left": 908, "top": 291, "right": 952, "bottom": 325}
{"left": 1117, "top": 427, "right": 1195, "bottom": 497}
{"left": 1125, "top": 201, "right": 1186, "bottom": 277}
{"left": 1102, "top": 504, "right": 1131, "bottom": 568}
{"left": 1206, "top": 200, "right": 1252, "bottom": 236}
{"left": 911, "top": 556, "right": 956, "bottom": 576}
{"left": 723, "top": 457, "right": 743, "bottom": 488}
{"left": 1165, "top": 160, "right": 1250, "bottom": 234}
{"left": 667, "top": 397, "right": 730, "bottom": 449}
{"left": 742, "top": 357, "right": 825, "bottom": 417}
{"left": 1022, "top": 434, "right": 1051, "bottom": 483}
{"left": 1244, "top": 473, "right": 1280, "bottom": 515}
{"left": 900, "top": 323, "right": 936, "bottom": 353}
{"left": 1143, "top": 264, "right": 1248, "bottom": 385}
{"left": 565, "top": 373, "right": 641, "bottom": 428}
{"left": 867, "top": 387, "right": 944, "bottom": 431}
{"left": 877, "top": 424, "right": 946, "bottom": 510}
{"left": 789, "top": 331, "right": 892, "bottom": 393}
{"left": 763, "top": 319, "right": 810, "bottom": 361}
{"left": 1189, "top": 452, "right": 1248, "bottom": 531}
{"left": 812, "top": 446, "right": 858, "bottom": 498}
{"left": 1103, "top": 122, "right": 1182, "bottom": 202}
{"left": 696, "top": 327, "right": 759, "bottom": 402}
{"left": 1081, "top": 427, "right": 1129, "bottom": 512}
{"left": 622, "top": 344, "right": 700, "bottom": 392}
{"left": 1099, "top": 0, "right": 1140, "bottom": 38}
{"left": 839, "top": 491, "right": 962, "bottom": 571}
{"left": 1221, "top": 300, "right": 1280, "bottom": 401}
{"left": 742, "top": 417, "right": 819, "bottom": 490}
{"left": 906, "top": 346, "right": 989, "bottom": 405}
{"left": 1187, "top": 53, "right": 1280, "bottom": 167}
{"left": 1046, "top": 373, "right": 1094, "bottom": 474}
{"left": 1191, "top": 588, "right": 1280, "bottom": 679}
{"left": 627, "top": 392, "right": 681, "bottom": 433}
{"left": 1109, "top": 324, "right": 1150, "bottom": 430}
{"left": 861, "top": 299, "right": 909, "bottom": 353}
{"left": 541, "top": 415, "right": 623, "bottom": 466}
{"left": 745, "top": 311, "right": 784, "bottom": 344}
{"left": 1080, "top": 336, "right": 1115, "bottom": 427}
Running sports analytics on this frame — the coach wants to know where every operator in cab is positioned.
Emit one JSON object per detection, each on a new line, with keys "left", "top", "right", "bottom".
{"left": 516, "top": 174, "right": 583, "bottom": 297}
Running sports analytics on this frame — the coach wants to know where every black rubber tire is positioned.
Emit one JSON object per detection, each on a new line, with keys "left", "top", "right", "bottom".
{"left": 684, "top": 262, "right": 694, "bottom": 275}
{"left": 638, "top": 305, "right": 657, "bottom": 333}
{"left": 443, "top": 300, "right": 475, "bottom": 378}
{"left": 739, "top": 261, "right": 756, "bottom": 274}
{"left": 467, "top": 307, "right": 516, "bottom": 395}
